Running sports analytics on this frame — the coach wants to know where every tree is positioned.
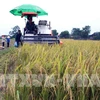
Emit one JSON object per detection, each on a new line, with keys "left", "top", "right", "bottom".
{"left": 60, "top": 30, "right": 70, "bottom": 38}
{"left": 71, "top": 28, "right": 81, "bottom": 39}
{"left": 9, "top": 25, "right": 20, "bottom": 38}
{"left": 52, "top": 29, "right": 58, "bottom": 36}
{"left": 81, "top": 25, "right": 91, "bottom": 39}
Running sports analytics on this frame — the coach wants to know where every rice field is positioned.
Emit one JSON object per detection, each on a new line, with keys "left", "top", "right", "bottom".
{"left": 0, "top": 39, "right": 100, "bottom": 100}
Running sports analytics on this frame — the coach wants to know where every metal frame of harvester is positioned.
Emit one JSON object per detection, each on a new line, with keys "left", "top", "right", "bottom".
{"left": 21, "top": 12, "right": 62, "bottom": 45}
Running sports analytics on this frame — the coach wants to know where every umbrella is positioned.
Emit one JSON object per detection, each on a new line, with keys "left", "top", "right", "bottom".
{"left": 10, "top": 4, "right": 48, "bottom": 16}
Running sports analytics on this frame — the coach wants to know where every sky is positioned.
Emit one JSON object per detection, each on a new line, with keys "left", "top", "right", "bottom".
{"left": 0, "top": 0, "right": 100, "bottom": 35}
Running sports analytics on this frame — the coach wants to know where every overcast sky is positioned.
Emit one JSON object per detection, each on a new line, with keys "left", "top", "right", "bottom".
{"left": 0, "top": 0, "right": 100, "bottom": 35}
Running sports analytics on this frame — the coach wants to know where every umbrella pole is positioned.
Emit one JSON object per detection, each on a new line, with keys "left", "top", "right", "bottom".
{"left": 24, "top": 18, "right": 27, "bottom": 35}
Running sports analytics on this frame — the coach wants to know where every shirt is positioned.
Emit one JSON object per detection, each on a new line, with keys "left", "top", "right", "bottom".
{"left": 1, "top": 37, "right": 5, "bottom": 42}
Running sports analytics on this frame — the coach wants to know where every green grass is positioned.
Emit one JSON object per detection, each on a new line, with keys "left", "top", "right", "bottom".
{"left": 0, "top": 39, "right": 100, "bottom": 100}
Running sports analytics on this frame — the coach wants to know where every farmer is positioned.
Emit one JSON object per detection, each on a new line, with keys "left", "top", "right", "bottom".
{"left": 1, "top": 35, "right": 6, "bottom": 48}
{"left": 25, "top": 15, "right": 37, "bottom": 35}
{"left": 6, "top": 35, "right": 10, "bottom": 47}
{"left": 15, "top": 30, "right": 23, "bottom": 47}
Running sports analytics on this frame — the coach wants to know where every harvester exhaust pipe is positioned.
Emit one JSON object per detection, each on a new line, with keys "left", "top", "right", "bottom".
{"left": 49, "top": 21, "right": 51, "bottom": 29}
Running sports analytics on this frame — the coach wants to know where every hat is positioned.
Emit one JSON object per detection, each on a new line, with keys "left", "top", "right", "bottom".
{"left": 7, "top": 36, "right": 10, "bottom": 38}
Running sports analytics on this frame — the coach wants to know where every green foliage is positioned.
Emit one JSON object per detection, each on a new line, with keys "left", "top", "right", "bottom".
{"left": 9, "top": 25, "right": 20, "bottom": 38}
{"left": 71, "top": 25, "right": 91, "bottom": 39}
{"left": 60, "top": 30, "right": 70, "bottom": 38}
{"left": 81, "top": 25, "right": 91, "bottom": 39}
{"left": 71, "top": 28, "right": 81, "bottom": 39}
{"left": 71, "top": 28, "right": 81, "bottom": 36}
{"left": 52, "top": 30, "right": 58, "bottom": 36}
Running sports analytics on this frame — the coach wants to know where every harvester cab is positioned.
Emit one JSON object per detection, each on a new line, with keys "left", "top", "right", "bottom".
{"left": 22, "top": 12, "right": 61, "bottom": 44}
{"left": 37, "top": 20, "right": 51, "bottom": 35}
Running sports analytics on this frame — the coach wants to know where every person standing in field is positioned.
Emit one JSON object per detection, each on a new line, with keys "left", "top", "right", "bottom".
{"left": 1, "top": 35, "right": 6, "bottom": 48}
{"left": 15, "top": 30, "right": 23, "bottom": 47}
{"left": 6, "top": 35, "right": 10, "bottom": 47}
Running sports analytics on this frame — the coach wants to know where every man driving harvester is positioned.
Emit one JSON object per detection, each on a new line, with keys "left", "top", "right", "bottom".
{"left": 24, "top": 15, "right": 37, "bottom": 35}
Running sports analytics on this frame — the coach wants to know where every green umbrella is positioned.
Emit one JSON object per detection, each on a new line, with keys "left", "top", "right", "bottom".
{"left": 10, "top": 4, "right": 48, "bottom": 16}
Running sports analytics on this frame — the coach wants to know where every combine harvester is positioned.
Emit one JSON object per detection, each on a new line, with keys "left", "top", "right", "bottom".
{"left": 10, "top": 4, "right": 62, "bottom": 45}
{"left": 22, "top": 12, "right": 62, "bottom": 45}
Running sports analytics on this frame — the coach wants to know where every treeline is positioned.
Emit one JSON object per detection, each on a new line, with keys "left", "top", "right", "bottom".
{"left": 7, "top": 25, "right": 100, "bottom": 40}
{"left": 52, "top": 25, "right": 100, "bottom": 40}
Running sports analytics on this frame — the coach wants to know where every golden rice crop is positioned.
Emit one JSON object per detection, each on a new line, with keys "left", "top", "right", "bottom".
{"left": 0, "top": 39, "right": 100, "bottom": 100}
